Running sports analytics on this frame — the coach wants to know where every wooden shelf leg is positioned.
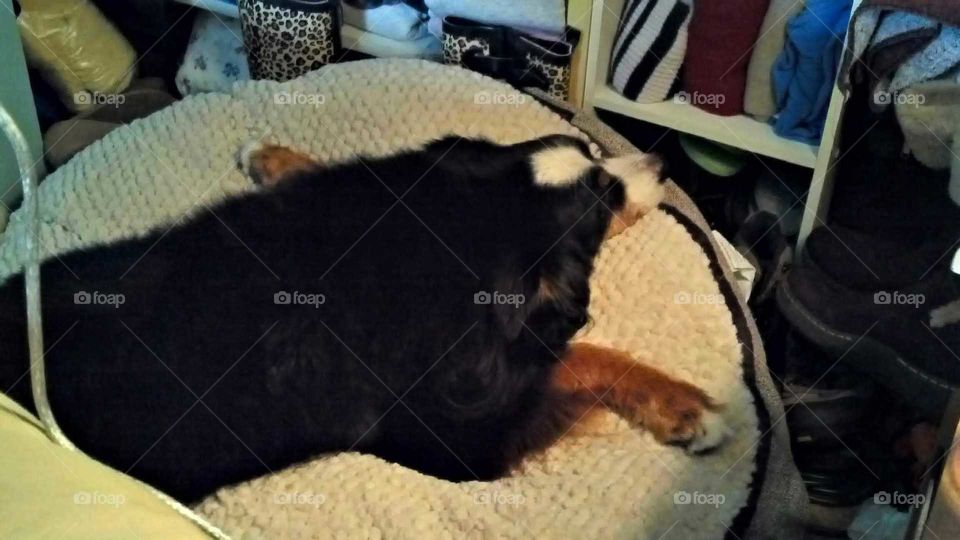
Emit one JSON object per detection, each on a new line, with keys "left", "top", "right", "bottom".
{"left": 796, "top": 86, "right": 848, "bottom": 256}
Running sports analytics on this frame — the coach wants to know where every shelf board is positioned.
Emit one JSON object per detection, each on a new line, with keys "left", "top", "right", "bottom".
{"left": 592, "top": 86, "right": 819, "bottom": 169}
{"left": 173, "top": 0, "right": 239, "bottom": 18}
{"left": 172, "top": 0, "right": 437, "bottom": 58}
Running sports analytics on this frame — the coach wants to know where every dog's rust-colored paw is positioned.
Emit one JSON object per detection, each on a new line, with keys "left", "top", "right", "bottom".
{"left": 239, "top": 141, "right": 319, "bottom": 187}
{"left": 634, "top": 383, "right": 730, "bottom": 453}
{"left": 555, "top": 343, "right": 730, "bottom": 453}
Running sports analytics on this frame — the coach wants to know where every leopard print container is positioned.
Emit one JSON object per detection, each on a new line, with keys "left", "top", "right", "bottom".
{"left": 516, "top": 33, "right": 579, "bottom": 101}
{"left": 440, "top": 17, "right": 498, "bottom": 68}
{"left": 239, "top": 0, "right": 342, "bottom": 82}
{"left": 440, "top": 16, "right": 580, "bottom": 101}
{"left": 441, "top": 33, "right": 491, "bottom": 67}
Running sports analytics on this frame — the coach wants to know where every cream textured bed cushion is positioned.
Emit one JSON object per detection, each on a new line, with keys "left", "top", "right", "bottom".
{"left": 0, "top": 59, "right": 803, "bottom": 538}
{"left": 195, "top": 210, "right": 758, "bottom": 539}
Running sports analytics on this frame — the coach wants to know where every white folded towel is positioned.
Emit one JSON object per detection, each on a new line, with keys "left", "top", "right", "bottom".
{"left": 425, "top": 0, "right": 566, "bottom": 35}
{"left": 343, "top": 2, "right": 428, "bottom": 41}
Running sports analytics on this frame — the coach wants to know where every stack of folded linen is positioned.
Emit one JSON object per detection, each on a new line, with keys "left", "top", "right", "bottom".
{"left": 342, "top": 0, "right": 439, "bottom": 58}
{"left": 424, "top": 0, "right": 567, "bottom": 40}
{"left": 837, "top": 0, "right": 960, "bottom": 168}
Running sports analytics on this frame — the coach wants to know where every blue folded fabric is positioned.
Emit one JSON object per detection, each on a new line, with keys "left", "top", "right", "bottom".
{"left": 771, "top": 0, "right": 853, "bottom": 144}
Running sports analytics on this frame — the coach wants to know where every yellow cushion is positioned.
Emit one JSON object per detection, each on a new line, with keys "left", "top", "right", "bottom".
{"left": 0, "top": 392, "right": 209, "bottom": 539}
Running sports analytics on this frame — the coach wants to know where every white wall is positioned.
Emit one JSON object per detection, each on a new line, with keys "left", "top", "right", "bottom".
{"left": 0, "top": 0, "right": 44, "bottom": 227}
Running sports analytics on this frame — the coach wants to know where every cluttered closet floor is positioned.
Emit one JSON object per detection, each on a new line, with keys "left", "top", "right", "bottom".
{"left": 600, "top": 74, "right": 960, "bottom": 539}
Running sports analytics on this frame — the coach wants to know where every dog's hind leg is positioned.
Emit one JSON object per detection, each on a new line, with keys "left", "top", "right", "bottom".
{"left": 551, "top": 343, "right": 730, "bottom": 453}
{"left": 238, "top": 142, "right": 321, "bottom": 187}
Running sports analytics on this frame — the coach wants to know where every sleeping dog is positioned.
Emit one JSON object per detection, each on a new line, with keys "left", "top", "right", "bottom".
{"left": 0, "top": 135, "right": 728, "bottom": 502}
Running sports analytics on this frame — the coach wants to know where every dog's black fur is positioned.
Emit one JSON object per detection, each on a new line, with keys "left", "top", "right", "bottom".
{"left": 0, "top": 135, "right": 635, "bottom": 502}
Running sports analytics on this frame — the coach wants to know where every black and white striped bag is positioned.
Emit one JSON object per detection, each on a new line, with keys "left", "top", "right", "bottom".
{"left": 608, "top": 0, "right": 692, "bottom": 103}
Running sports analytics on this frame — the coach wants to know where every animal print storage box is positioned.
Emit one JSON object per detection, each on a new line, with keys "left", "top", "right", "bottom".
{"left": 239, "top": 0, "right": 343, "bottom": 81}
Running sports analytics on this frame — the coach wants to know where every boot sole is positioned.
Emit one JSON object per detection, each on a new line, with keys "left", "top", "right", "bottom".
{"left": 776, "top": 279, "right": 952, "bottom": 417}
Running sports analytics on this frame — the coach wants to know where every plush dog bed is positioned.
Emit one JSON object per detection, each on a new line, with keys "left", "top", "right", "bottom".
{"left": 0, "top": 59, "right": 805, "bottom": 538}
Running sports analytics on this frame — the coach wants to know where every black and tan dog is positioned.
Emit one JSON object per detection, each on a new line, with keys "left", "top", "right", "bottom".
{"left": 0, "top": 135, "right": 728, "bottom": 502}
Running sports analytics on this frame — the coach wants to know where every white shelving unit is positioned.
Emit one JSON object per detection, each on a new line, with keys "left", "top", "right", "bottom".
{"left": 582, "top": 0, "right": 850, "bottom": 251}
{"left": 177, "top": 0, "right": 850, "bottom": 250}
{"left": 591, "top": 86, "right": 819, "bottom": 168}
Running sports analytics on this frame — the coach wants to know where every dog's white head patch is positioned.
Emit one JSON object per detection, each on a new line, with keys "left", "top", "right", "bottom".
{"left": 602, "top": 153, "right": 665, "bottom": 213}
{"left": 531, "top": 146, "right": 595, "bottom": 187}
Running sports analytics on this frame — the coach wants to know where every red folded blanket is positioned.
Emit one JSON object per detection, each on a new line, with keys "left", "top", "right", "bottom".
{"left": 683, "top": 0, "right": 771, "bottom": 116}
